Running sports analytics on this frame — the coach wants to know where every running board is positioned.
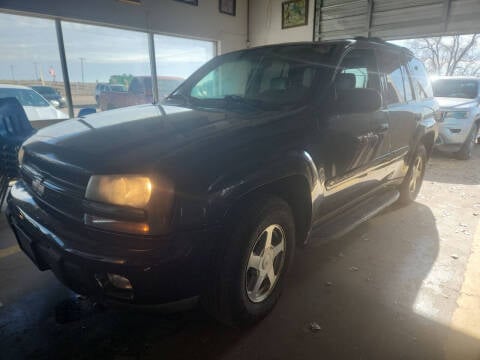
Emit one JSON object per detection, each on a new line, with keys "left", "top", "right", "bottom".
{"left": 309, "top": 189, "right": 400, "bottom": 245}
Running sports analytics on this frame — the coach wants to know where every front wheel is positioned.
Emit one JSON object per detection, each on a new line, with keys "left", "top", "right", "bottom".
{"left": 202, "top": 195, "right": 295, "bottom": 326}
{"left": 398, "top": 144, "right": 427, "bottom": 205}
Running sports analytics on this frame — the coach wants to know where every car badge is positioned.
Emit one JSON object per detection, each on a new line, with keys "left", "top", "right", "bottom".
{"left": 32, "top": 178, "right": 45, "bottom": 196}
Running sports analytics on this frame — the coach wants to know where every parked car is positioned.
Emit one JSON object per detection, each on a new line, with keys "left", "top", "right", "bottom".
{"left": 95, "top": 83, "right": 127, "bottom": 105}
{"left": 6, "top": 38, "right": 438, "bottom": 326}
{"left": 30, "top": 85, "right": 66, "bottom": 108}
{"left": 432, "top": 77, "right": 480, "bottom": 159}
{"left": 98, "top": 76, "right": 183, "bottom": 110}
{"left": 0, "top": 84, "right": 67, "bottom": 122}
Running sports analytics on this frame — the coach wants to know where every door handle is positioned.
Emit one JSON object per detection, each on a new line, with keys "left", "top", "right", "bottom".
{"left": 373, "top": 122, "right": 389, "bottom": 133}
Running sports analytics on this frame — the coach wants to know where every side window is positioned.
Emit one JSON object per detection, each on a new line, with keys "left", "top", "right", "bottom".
{"left": 336, "top": 49, "right": 381, "bottom": 92}
{"left": 407, "top": 57, "right": 433, "bottom": 100}
{"left": 377, "top": 50, "right": 406, "bottom": 105}
{"left": 401, "top": 65, "right": 414, "bottom": 102}
{"left": 130, "top": 78, "right": 144, "bottom": 94}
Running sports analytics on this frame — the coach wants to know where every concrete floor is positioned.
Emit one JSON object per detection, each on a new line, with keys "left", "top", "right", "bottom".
{"left": 1, "top": 147, "right": 480, "bottom": 360}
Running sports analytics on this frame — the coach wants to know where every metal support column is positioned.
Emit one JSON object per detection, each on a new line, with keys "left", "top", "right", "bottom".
{"left": 148, "top": 33, "right": 159, "bottom": 104}
{"left": 442, "top": 0, "right": 452, "bottom": 33}
{"left": 55, "top": 19, "right": 74, "bottom": 119}
{"left": 366, "top": 0, "right": 374, "bottom": 37}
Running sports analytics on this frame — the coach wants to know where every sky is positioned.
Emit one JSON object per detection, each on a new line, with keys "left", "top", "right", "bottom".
{"left": 0, "top": 12, "right": 215, "bottom": 83}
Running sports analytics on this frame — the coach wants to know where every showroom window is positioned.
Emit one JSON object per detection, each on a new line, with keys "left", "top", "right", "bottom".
{"left": 0, "top": 11, "right": 216, "bottom": 122}
{"left": 0, "top": 13, "right": 69, "bottom": 122}
{"left": 154, "top": 34, "right": 216, "bottom": 99}
{"left": 61, "top": 22, "right": 151, "bottom": 113}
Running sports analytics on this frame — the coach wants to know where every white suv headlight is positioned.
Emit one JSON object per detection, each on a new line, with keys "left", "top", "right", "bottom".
{"left": 85, "top": 175, "right": 152, "bottom": 208}
{"left": 444, "top": 111, "right": 469, "bottom": 120}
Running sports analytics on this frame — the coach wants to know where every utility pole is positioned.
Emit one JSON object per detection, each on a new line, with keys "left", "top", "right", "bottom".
{"left": 10, "top": 65, "right": 15, "bottom": 81}
{"left": 33, "top": 62, "right": 39, "bottom": 80}
{"left": 79, "top": 57, "right": 86, "bottom": 83}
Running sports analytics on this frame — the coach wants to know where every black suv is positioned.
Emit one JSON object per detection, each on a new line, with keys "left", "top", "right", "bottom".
{"left": 6, "top": 38, "right": 438, "bottom": 325}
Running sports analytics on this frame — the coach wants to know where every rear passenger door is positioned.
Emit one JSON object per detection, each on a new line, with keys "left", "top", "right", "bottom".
{"left": 377, "top": 49, "right": 418, "bottom": 169}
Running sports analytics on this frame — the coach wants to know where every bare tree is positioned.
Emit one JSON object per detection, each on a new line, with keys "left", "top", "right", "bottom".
{"left": 407, "top": 34, "right": 480, "bottom": 76}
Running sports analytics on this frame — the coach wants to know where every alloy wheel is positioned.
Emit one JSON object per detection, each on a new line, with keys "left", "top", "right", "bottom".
{"left": 409, "top": 155, "right": 423, "bottom": 194}
{"left": 245, "top": 224, "right": 286, "bottom": 303}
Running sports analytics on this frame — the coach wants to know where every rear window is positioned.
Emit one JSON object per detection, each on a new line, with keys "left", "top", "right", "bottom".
{"left": 407, "top": 57, "right": 433, "bottom": 100}
{"left": 432, "top": 79, "right": 478, "bottom": 99}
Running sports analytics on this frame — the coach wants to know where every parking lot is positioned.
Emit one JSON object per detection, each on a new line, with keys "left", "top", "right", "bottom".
{"left": 1, "top": 146, "right": 479, "bottom": 359}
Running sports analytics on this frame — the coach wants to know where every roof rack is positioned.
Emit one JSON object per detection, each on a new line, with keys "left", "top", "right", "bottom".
{"left": 353, "top": 36, "right": 413, "bottom": 55}
{"left": 353, "top": 36, "right": 386, "bottom": 44}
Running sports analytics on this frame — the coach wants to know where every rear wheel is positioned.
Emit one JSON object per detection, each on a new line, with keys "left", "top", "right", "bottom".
{"left": 398, "top": 144, "right": 427, "bottom": 205}
{"left": 455, "top": 124, "right": 478, "bottom": 160}
{"left": 203, "top": 195, "right": 295, "bottom": 326}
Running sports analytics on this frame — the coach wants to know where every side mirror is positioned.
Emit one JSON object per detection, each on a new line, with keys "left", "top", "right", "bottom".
{"left": 335, "top": 88, "right": 382, "bottom": 114}
{"left": 78, "top": 107, "right": 96, "bottom": 117}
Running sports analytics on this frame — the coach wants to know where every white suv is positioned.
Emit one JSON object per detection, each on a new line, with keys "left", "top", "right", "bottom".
{"left": 432, "top": 77, "right": 480, "bottom": 159}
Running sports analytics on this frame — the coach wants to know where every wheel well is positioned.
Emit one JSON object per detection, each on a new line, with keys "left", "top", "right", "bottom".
{"left": 421, "top": 132, "right": 436, "bottom": 158}
{"left": 236, "top": 176, "right": 312, "bottom": 246}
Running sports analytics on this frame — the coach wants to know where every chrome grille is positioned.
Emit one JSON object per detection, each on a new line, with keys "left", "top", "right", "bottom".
{"left": 21, "top": 155, "right": 90, "bottom": 222}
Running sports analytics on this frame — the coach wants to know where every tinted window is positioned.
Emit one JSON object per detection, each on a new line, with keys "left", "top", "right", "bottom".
{"left": 185, "top": 45, "right": 336, "bottom": 109}
{"left": 337, "top": 49, "right": 381, "bottom": 91}
{"left": 432, "top": 79, "right": 478, "bottom": 99}
{"left": 408, "top": 58, "right": 433, "bottom": 99}
{"left": 378, "top": 50, "right": 406, "bottom": 105}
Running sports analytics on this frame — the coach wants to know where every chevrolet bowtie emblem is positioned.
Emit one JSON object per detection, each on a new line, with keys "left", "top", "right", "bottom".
{"left": 32, "top": 178, "right": 45, "bottom": 196}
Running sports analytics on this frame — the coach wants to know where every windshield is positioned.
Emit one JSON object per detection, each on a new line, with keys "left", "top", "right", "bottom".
{"left": 432, "top": 79, "right": 478, "bottom": 99}
{"left": 32, "top": 86, "right": 57, "bottom": 95}
{"left": 0, "top": 88, "right": 50, "bottom": 107}
{"left": 172, "top": 44, "right": 336, "bottom": 110}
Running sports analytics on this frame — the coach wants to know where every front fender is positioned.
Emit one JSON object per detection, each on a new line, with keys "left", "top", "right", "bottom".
{"left": 206, "top": 150, "right": 325, "bottom": 225}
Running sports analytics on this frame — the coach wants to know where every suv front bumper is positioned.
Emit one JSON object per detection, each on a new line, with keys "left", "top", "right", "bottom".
{"left": 436, "top": 118, "right": 475, "bottom": 152}
{"left": 6, "top": 181, "right": 219, "bottom": 304}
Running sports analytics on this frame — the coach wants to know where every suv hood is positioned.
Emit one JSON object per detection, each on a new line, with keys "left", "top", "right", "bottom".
{"left": 436, "top": 97, "right": 478, "bottom": 110}
{"left": 22, "top": 103, "right": 296, "bottom": 175}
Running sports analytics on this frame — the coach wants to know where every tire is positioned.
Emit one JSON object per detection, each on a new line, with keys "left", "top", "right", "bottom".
{"left": 202, "top": 195, "right": 295, "bottom": 326}
{"left": 455, "top": 124, "right": 478, "bottom": 160}
{"left": 398, "top": 144, "right": 427, "bottom": 205}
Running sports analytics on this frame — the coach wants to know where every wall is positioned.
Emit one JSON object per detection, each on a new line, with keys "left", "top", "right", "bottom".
{"left": 0, "top": 0, "right": 247, "bottom": 54}
{"left": 249, "top": 0, "right": 314, "bottom": 47}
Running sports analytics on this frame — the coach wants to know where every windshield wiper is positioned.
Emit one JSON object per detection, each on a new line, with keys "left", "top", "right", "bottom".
{"left": 222, "top": 95, "right": 265, "bottom": 111}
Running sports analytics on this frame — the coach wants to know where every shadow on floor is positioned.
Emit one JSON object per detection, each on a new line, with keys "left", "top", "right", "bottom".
{"left": 1, "top": 203, "right": 480, "bottom": 359}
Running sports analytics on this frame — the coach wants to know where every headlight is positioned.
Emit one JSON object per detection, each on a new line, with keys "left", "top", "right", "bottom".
{"left": 85, "top": 175, "right": 152, "bottom": 208}
{"left": 18, "top": 147, "right": 24, "bottom": 166}
{"left": 444, "top": 111, "right": 469, "bottom": 119}
{"left": 50, "top": 100, "right": 60, "bottom": 107}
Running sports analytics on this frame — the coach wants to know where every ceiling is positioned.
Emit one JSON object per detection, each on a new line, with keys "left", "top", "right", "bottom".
{"left": 314, "top": 0, "right": 480, "bottom": 40}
